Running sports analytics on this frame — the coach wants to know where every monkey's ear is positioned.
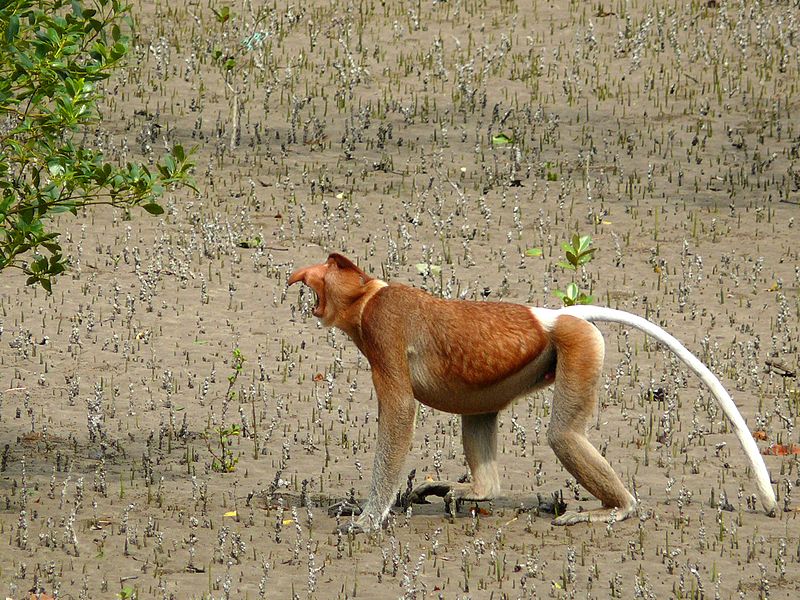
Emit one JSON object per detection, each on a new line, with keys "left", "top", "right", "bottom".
{"left": 328, "top": 253, "right": 372, "bottom": 283}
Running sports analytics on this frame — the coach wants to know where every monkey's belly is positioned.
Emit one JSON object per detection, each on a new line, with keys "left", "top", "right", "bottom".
{"left": 409, "top": 354, "right": 555, "bottom": 415}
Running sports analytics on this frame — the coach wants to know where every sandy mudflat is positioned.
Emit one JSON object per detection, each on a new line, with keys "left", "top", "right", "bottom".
{"left": 1, "top": 1, "right": 799, "bottom": 598}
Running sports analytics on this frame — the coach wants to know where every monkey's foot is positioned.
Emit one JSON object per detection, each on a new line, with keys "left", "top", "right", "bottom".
{"left": 551, "top": 504, "right": 636, "bottom": 526}
{"left": 406, "top": 480, "right": 493, "bottom": 509}
{"left": 327, "top": 499, "right": 362, "bottom": 518}
{"left": 406, "top": 481, "right": 455, "bottom": 505}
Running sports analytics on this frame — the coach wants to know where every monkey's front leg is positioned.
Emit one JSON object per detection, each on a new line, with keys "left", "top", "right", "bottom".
{"left": 408, "top": 412, "right": 501, "bottom": 510}
{"left": 339, "top": 370, "right": 417, "bottom": 533}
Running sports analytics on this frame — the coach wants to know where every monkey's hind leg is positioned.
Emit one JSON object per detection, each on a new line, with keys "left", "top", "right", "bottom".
{"left": 408, "top": 412, "right": 501, "bottom": 509}
{"left": 548, "top": 316, "right": 637, "bottom": 525}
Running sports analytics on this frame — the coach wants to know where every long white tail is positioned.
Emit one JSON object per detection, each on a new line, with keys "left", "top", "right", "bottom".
{"left": 560, "top": 304, "right": 777, "bottom": 516}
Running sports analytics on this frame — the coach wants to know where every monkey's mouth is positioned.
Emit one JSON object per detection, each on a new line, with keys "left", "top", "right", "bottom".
{"left": 311, "top": 290, "right": 324, "bottom": 317}
{"left": 286, "top": 263, "right": 327, "bottom": 318}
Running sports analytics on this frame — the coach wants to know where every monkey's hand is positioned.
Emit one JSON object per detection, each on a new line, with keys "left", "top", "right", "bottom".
{"left": 330, "top": 502, "right": 374, "bottom": 535}
{"left": 334, "top": 509, "right": 389, "bottom": 534}
{"left": 335, "top": 519, "right": 367, "bottom": 535}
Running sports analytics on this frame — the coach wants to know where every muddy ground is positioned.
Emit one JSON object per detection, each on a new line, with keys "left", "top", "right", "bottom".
{"left": 2, "top": 0, "right": 800, "bottom": 598}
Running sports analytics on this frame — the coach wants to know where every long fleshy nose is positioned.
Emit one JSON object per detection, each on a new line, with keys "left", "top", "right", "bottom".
{"left": 288, "top": 262, "right": 328, "bottom": 287}
{"left": 288, "top": 267, "right": 309, "bottom": 286}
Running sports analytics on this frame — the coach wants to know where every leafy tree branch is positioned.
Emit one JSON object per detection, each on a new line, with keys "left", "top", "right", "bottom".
{"left": 0, "top": 0, "right": 195, "bottom": 291}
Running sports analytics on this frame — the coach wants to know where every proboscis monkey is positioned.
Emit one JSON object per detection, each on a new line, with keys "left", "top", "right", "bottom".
{"left": 288, "top": 253, "right": 777, "bottom": 531}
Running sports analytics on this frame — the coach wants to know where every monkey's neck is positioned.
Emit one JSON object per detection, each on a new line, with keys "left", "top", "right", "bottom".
{"left": 338, "top": 279, "right": 388, "bottom": 348}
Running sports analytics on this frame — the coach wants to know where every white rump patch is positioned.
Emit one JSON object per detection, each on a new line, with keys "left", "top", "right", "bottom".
{"left": 529, "top": 307, "right": 560, "bottom": 332}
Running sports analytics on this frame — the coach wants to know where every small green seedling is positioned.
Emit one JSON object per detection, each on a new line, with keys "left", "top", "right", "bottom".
{"left": 206, "top": 348, "right": 245, "bottom": 472}
{"left": 226, "top": 348, "right": 245, "bottom": 391}
{"left": 238, "top": 236, "right": 263, "bottom": 249}
{"left": 212, "top": 6, "right": 231, "bottom": 23}
{"left": 118, "top": 587, "right": 137, "bottom": 600}
{"left": 544, "top": 161, "right": 558, "bottom": 181}
{"left": 209, "top": 424, "right": 241, "bottom": 473}
{"left": 553, "top": 234, "right": 596, "bottom": 306}
{"left": 557, "top": 234, "right": 596, "bottom": 271}
{"left": 553, "top": 282, "right": 594, "bottom": 306}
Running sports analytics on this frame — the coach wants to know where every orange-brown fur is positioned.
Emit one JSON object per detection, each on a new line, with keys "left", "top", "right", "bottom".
{"left": 289, "top": 253, "right": 634, "bottom": 530}
{"left": 360, "top": 286, "right": 554, "bottom": 414}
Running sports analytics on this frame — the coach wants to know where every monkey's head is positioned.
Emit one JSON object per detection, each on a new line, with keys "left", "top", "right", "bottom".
{"left": 288, "top": 253, "right": 374, "bottom": 328}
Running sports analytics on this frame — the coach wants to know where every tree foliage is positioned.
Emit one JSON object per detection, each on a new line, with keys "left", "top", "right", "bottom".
{"left": 0, "top": 0, "right": 194, "bottom": 291}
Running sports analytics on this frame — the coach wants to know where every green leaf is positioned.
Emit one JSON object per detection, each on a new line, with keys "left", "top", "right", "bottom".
{"left": 142, "top": 203, "right": 164, "bottom": 215}
{"left": 565, "top": 282, "right": 579, "bottom": 299}
{"left": 6, "top": 15, "right": 20, "bottom": 43}
{"left": 238, "top": 236, "right": 262, "bottom": 249}
{"left": 492, "top": 133, "right": 513, "bottom": 145}
{"left": 20, "top": 206, "right": 35, "bottom": 224}
{"left": 164, "top": 154, "right": 176, "bottom": 174}
{"left": 556, "top": 260, "right": 575, "bottom": 271}
{"left": 212, "top": 6, "right": 231, "bottom": 23}
{"left": 118, "top": 586, "right": 136, "bottom": 600}
{"left": 50, "top": 202, "right": 77, "bottom": 214}
{"left": 48, "top": 161, "right": 65, "bottom": 177}
{"left": 553, "top": 285, "right": 580, "bottom": 307}
{"left": 525, "top": 247, "right": 543, "bottom": 257}
{"left": 576, "top": 248, "right": 596, "bottom": 265}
